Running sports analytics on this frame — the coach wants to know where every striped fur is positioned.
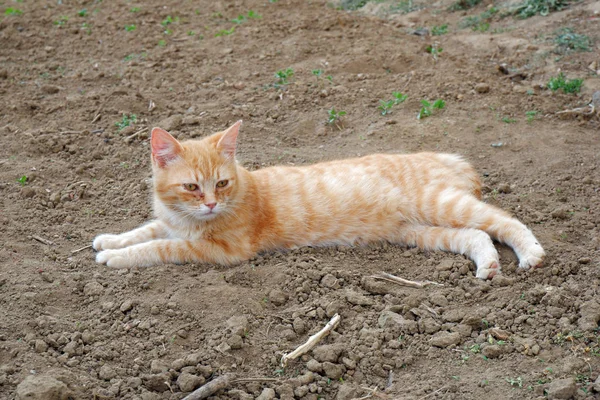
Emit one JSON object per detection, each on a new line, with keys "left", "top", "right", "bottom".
{"left": 94, "top": 121, "right": 545, "bottom": 279}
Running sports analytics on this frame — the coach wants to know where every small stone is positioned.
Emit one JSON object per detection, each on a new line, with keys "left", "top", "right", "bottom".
{"left": 233, "top": 82, "right": 245, "bottom": 90}
{"left": 491, "top": 275, "right": 514, "bottom": 287}
{"left": 34, "top": 340, "right": 48, "bottom": 353}
{"left": 320, "top": 274, "right": 339, "bottom": 288}
{"left": 551, "top": 208, "right": 570, "bottom": 219}
{"left": 578, "top": 257, "right": 591, "bottom": 264}
{"left": 336, "top": 383, "right": 358, "bottom": 400}
{"left": 322, "top": 362, "right": 344, "bottom": 379}
{"left": 20, "top": 187, "right": 35, "bottom": 198}
{"left": 177, "top": 372, "right": 204, "bottom": 392}
{"left": 475, "top": 83, "right": 490, "bottom": 93}
{"left": 15, "top": 375, "right": 71, "bottom": 400}
{"left": 171, "top": 359, "right": 186, "bottom": 371}
{"left": 442, "top": 309, "right": 465, "bottom": 323}
{"left": 292, "top": 318, "right": 306, "bottom": 335}
{"left": 226, "top": 316, "right": 248, "bottom": 337}
{"left": 482, "top": 345, "right": 503, "bottom": 359}
{"left": 497, "top": 183, "right": 512, "bottom": 193}
{"left": 307, "top": 359, "right": 322, "bottom": 372}
{"left": 120, "top": 299, "right": 135, "bottom": 313}
{"left": 150, "top": 360, "right": 168, "bottom": 374}
{"left": 436, "top": 259, "right": 454, "bottom": 271}
{"left": 312, "top": 344, "right": 344, "bottom": 363}
{"left": 429, "top": 293, "right": 448, "bottom": 307}
{"left": 83, "top": 281, "right": 104, "bottom": 296}
{"left": 142, "top": 373, "right": 170, "bottom": 392}
{"left": 345, "top": 290, "right": 374, "bottom": 306}
{"left": 546, "top": 378, "right": 576, "bottom": 399}
{"left": 378, "top": 311, "right": 418, "bottom": 334}
{"left": 216, "top": 342, "right": 231, "bottom": 353}
{"left": 342, "top": 357, "right": 356, "bottom": 369}
{"left": 99, "top": 365, "right": 116, "bottom": 381}
{"left": 256, "top": 387, "right": 276, "bottom": 400}
{"left": 156, "top": 114, "right": 183, "bottom": 132}
{"left": 41, "top": 85, "right": 60, "bottom": 94}
{"left": 430, "top": 331, "right": 461, "bottom": 348}
{"left": 269, "top": 289, "right": 288, "bottom": 306}
{"left": 150, "top": 306, "right": 160, "bottom": 315}
{"left": 227, "top": 334, "right": 243, "bottom": 349}
{"left": 325, "top": 301, "right": 343, "bottom": 317}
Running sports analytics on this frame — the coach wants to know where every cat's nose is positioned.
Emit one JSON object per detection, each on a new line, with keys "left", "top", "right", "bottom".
{"left": 205, "top": 202, "right": 217, "bottom": 210}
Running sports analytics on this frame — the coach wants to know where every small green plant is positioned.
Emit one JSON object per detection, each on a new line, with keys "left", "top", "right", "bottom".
{"left": 502, "top": 117, "right": 517, "bottom": 123}
{"left": 506, "top": 376, "right": 523, "bottom": 388}
{"left": 449, "top": 0, "right": 482, "bottom": 11}
{"left": 378, "top": 100, "right": 395, "bottom": 116}
{"left": 275, "top": 67, "right": 294, "bottom": 85}
{"left": 215, "top": 26, "right": 235, "bottom": 37}
{"left": 4, "top": 7, "right": 23, "bottom": 16}
{"left": 392, "top": 92, "right": 408, "bottom": 104}
{"left": 425, "top": 44, "right": 443, "bottom": 60}
{"left": 525, "top": 110, "right": 538, "bottom": 123}
{"left": 54, "top": 16, "right": 69, "bottom": 27}
{"left": 469, "top": 344, "right": 481, "bottom": 353}
{"left": 312, "top": 69, "right": 324, "bottom": 81}
{"left": 78, "top": 9, "right": 88, "bottom": 17}
{"left": 158, "top": 39, "right": 167, "bottom": 47}
{"left": 460, "top": 7, "right": 498, "bottom": 29}
{"left": 161, "top": 15, "right": 178, "bottom": 27}
{"left": 547, "top": 72, "right": 583, "bottom": 94}
{"left": 327, "top": 108, "right": 347, "bottom": 129}
{"left": 554, "top": 28, "right": 591, "bottom": 53}
{"left": 513, "top": 0, "right": 571, "bottom": 19}
{"left": 232, "top": 10, "right": 261, "bottom": 24}
{"left": 115, "top": 114, "right": 137, "bottom": 131}
{"left": 417, "top": 99, "right": 445, "bottom": 120}
{"left": 130, "top": 7, "right": 141, "bottom": 13}
{"left": 125, "top": 24, "right": 136, "bottom": 32}
{"left": 431, "top": 24, "right": 448, "bottom": 36}
{"left": 17, "top": 175, "right": 27, "bottom": 186}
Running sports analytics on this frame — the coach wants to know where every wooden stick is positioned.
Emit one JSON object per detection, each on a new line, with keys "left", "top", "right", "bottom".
{"left": 372, "top": 272, "right": 442, "bottom": 288}
{"left": 280, "top": 313, "right": 340, "bottom": 367}
{"left": 182, "top": 373, "right": 236, "bottom": 400}
{"left": 125, "top": 127, "right": 147, "bottom": 143}
{"left": 32, "top": 235, "right": 55, "bottom": 246}
{"left": 71, "top": 244, "right": 92, "bottom": 254}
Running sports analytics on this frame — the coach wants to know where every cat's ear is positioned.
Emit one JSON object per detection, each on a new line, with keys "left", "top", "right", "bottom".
{"left": 216, "top": 120, "right": 242, "bottom": 159}
{"left": 151, "top": 127, "right": 182, "bottom": 168}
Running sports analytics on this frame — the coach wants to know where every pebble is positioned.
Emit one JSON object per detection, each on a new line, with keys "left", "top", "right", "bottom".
{"left": 320, "top": 273, "right": 339, "bottom": 288}
{"left": 150, "top": 360, "right": 168, "bottom": 374}
{"left": 430, "top": 331, "right": 461, "bottom": 348}
{"left": 15, "top": 375, "right": 71, "bottom": 400}
{"left": 497, "top": 183, "right": 512, "bottom": 193}
{"left": 312, "top": 344, "right": 344, "bottom": 363}
{"left": 226, "top": 316, "right": 248, "bottom": 337}
{"left": 156, "top": 114, "right": 183, "bottom": 132}
{"left": 546, "top": 378, "right": 576, "bottom": 399}
{"left": 268, "top": 289, "right": 288, "bottom": 306}
{"left": 41, "top": 85, "right": 60, "bottom": 94}
{"left": 378, "top": 311, "right": 418, "bottom": 334}
{"left": 550, "top": 207, "right": 570, "bottom": 219}
{"left": 436, "top": 259, "right": 454, "bottom": 271}
{"left": 475, "top": 83, "right": 490, "bottom": 93}
{"left": 34, "top": 340, "right": 48, "bottom": 353}
{"left": 83, "top": 281, "right": 104, "bottom": 296}
{"left": 120, "top": 299, "right": 135, "bottom": 313}
{"left": 256, "top": 387, "right": 276, "bottom": 400}
{"left": 578, "top": 257, "right": 591, "bottom": 264}
{"left": 20, "top": 187, "right": 35, "bottom": 198}
{"left": 345, "top": 290, "right": 374, "bottom": 306}
{"left": 293, "top": 318, "right": 306, "bottom": 335}
{"left": 99, "top": 365, "right": 116, "bottom": 381}
{"left": 322, "top": 362, "right": 344, "bottom": 379}
{"left": 177, "top": 372, "right": 204, "bottom": 392}
{"left": 307, "top": 359, "right": 323, "bottom": 372}
{"left": 482, "top": 345, "right": 503, "bottom": 358}
{"left": 227, "top": 334, "right": 243, "bottom": 349}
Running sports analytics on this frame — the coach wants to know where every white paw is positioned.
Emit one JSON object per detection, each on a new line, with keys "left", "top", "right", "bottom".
{"left": 518, "top": 244, "right": 546, "bottom": 270}
{"left": 476, "top": 260, "right": 501, "bottom": 280}
{"left": 96, "top": 249, "right": 133, "bottom": 268}
{"left": 93, "top": 234, "right": 126, "bottom": 251}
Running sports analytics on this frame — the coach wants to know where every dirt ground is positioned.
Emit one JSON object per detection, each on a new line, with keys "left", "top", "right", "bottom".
{"left": 1, "top": 0, "right": 599, "bottom": 399}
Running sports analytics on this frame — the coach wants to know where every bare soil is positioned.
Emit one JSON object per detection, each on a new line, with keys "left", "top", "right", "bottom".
{"left": 1, "top": 0, "right": 599, "bottom": 399}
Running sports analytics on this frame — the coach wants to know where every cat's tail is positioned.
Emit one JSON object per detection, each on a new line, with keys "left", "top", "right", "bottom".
{"left": 433, "top": 153, "right": 482, "bottom": 199}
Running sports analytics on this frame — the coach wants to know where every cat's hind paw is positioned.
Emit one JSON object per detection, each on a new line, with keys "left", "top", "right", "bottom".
{"left": 93, "top": 234, "right": 126, "bottom": 251}
{"left": 476, "top": 261, "right": 501, "bottom": 280}
{"left": 518, "top": 245, "right": 546, "bottom": 270}
{"left": 96, "top": 249, "right": 134, "bottom": 269}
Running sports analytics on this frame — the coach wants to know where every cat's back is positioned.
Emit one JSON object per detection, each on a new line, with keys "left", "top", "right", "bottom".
{"left": 251, "top": 152, "right": 480, "bottom": 197}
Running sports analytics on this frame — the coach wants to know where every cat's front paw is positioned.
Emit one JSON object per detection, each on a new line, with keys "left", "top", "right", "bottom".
{"left": 518, "top": 244, "right": 546, "bottom": 270}
{"left": 476, "top": 261, "right": 501, "bottom": 280}
{"left": 96, "top": 249, "right": 134, "bottom": 269}
{"left": 93, "top": 234, "right": 127, "bottom": 251}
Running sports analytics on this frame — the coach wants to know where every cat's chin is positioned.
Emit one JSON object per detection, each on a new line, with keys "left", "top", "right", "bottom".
{"left": 195, "top": 212, "right": 220, "bottom": 221}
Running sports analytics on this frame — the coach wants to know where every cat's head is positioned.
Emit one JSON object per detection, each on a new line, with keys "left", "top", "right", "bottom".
{"left": 150, "top": 121, "right": 242, "bottom": 222}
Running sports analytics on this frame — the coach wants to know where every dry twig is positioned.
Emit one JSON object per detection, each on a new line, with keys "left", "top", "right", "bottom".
{"left": 280, "top": 313, "right": 340, "bottom": 367}
{"left": 32, "top": 235, "right": 55, "bottom": 246}
{"left": 182, "top": 373, "right": 236, "bottom": 400}
{"left": 371, "top": 272, "right": 442, "bottom": 288}
{"left": 71, "top": 244, "right": 92, "bottom": 254}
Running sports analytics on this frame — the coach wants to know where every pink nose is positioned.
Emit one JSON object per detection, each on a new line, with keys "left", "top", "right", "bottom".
{"left": 205, "top": 202, "right": 217, "bottom": 210}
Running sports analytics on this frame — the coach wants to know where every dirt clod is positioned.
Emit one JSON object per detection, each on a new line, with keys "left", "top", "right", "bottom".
{"left": 15, "top": 375, "right": 71, "bottom": 400}
{"left": 430, "top": 331, "right": 461, "bottom": 348}
{"left": 546, "top": 378, "right": 577, "bottom": 399}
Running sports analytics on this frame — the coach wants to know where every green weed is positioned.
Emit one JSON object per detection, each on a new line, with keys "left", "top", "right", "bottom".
{"left": 502, "top": 117, "right": 517, "bottom": 123}
{"left": 506, "top": 376, "right": 524, "bottom": 388}
{"left": 78, "top": 9, "right": 88, "bottom": 17}
{"left": 554, "top": 28, "right": 591, "bottom": 53}
{"left": 547, "top": 72, "right": 583, "bottom": 94}
{"left": 525, "top": 110, "right": 538, "bottom": 123}
{"left": 513, "top": 0, "right": 571, "bottom": 18}
{"left": 232, "top": 10, "right": 261, "bottom": 24}
{"left": 161, "top": 15, "right": 178, "bottom": 27}
{"left": 17, "top": 175, "right": 27, "bottom": 186}
{"left": 327, "top": 108, "right": 347, "bottom": 129}
{"left": 378, "top": 100, "right": 395, "bottom": 116}
{"left": 130, "top": 7, "right": 141, "bottom": 13}
{"left": 431, "top": 24, "right": 448, "bottom": 36}
{"left": 125, "top": 24, "right": 136, "bottom": 32}
{"left": 4, "top": 8, "right": 23, "bottom": 16}
{"left": 460, "top": 7, "right": 498, "bottom": 29}
{"left": 417, "top": 99, "right": 445, "bottom": 120}
{"left": 115, "top": 114, "right": 137, "bottom": 131}
{"left": 275, "top": 68, "right": 294, "bottom": 85}
{"left": 158, "top": 39, "right": 167, "bottom": 47}
{"left": 425, "top": 44, "right": 443, "bottom": 60}
{"left": 53, "top": 16, "right": 69, "bottom": 27}
{"left": 215, "top": 26, "right": 235, "bottom": 37}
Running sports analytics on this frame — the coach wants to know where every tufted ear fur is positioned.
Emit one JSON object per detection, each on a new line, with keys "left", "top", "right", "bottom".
{"left": 216, "top": 120, "right": 242, "bottom": 159}
{"left": 151, "top": 128, "right": 183, "bottom": 168}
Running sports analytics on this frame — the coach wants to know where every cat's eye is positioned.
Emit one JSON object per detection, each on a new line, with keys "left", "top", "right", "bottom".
{"left": 216, "top": 180, "right": 229, "bottom": 188}
{"left": 183, "top": 183, "right": 199, "bottom": 191}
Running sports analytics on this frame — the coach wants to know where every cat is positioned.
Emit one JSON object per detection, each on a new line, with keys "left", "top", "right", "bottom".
{"left": 93, "top": 121, "right": 545, "bottom": 279}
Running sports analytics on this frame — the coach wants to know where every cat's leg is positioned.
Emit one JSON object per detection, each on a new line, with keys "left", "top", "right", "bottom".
{"left": 437, "top": 195, "right": 545, "bottom": 269}
{"left": 392, "top": 224, "right": 501, "bottom": 279}
{"left": 93, "top": 221, "right": 169, "bottom": 251}
{"left": 95, "top": 238, "right": 245, "bottom": 268}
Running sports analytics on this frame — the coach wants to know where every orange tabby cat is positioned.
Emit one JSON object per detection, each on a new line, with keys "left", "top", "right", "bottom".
{"left": 93, "top": 121, "right": 545, "bottom": 279}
